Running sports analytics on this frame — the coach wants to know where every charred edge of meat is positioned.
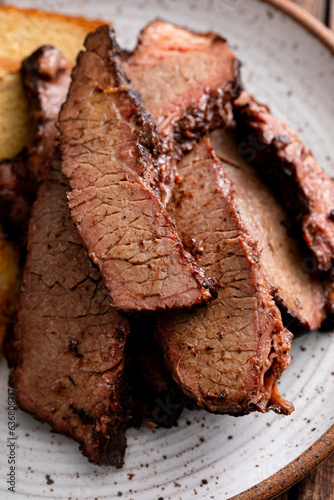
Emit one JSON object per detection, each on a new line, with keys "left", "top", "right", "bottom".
{"left": 238, "top": 144, "right": 330, "bottom": 274}
{"left": 21, "top": 45, "right": 69, "bottom": 117}
{"left": 233, "top": 99, "right": 334, "bottom": 273}
{"left": 9, "top": 369, "right": 129, "bottom": 467}
{"left": 91, "top": 333, "right": 133, "bottom": 467}
{"left": 81, "top": 25, "right": 162, "bottom": 190}
{"left": 22, "top": 44, "right": 69, "bottom": 82}
{"left": 84, "top": 25, "right": 162, "bottom": 158}
{"left": 272, "top": 289, "right": 316, "bottom": 335}
{"left": 174, "top": 61, "right": 242, "bottom": 160}
{"left": 233, "top": 107, "right": 310, "bottom": 220}
{"left": 89, "top": 370, "right": 131, "bottom": 467}
{"left": 8, "top": 316, "right": 132, "bottom": 468}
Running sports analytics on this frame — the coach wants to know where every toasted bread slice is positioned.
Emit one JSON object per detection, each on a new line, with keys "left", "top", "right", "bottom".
{"left": 0, "top": 5, "right": 105, "bottom": 159}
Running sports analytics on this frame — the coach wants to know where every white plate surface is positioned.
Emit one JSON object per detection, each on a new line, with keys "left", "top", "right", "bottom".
{"left": 0, "top": 0, "right": 333, "bottom": 499}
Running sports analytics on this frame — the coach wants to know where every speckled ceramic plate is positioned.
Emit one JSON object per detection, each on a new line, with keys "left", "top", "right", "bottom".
{"left": 0, "top": 0, "right": 333, "bottom": 499}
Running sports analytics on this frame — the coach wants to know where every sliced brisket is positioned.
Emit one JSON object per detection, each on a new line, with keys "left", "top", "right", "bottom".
{"left": 210, "top": 126, "right": 325, "bottom": 331}
{"left": 126, "top": 20, "right": 241, "bottom": 203}
{"left": 21, "top": 45, "right": 71, "bottom": 180}
{"left": 234, "top": 91, "right": 334, "bottom": 272}
{"left": 8, "top": 47, "right": 131, "bottom": 467}
{"left": 59, "top": 25, "right": 215, "bottom": 313}
{"left": 157, "top": 137, "right": 293, "bottom": 415}
{"left": 11, "top": 172, "right": 131, "bottom": 466}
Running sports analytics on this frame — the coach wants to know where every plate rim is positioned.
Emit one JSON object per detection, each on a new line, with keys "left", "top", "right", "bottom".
{"left": 231, "top": 2, "right": 334, "bottom": 498}
{"left": 261, "top": 0, "right": 334, "bottom": 54}
{"left": 230, "top": 425, "right": 334, "bottom": 499}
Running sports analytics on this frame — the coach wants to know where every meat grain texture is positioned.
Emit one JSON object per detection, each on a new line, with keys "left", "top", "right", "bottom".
{"left": 157, "top": 137, "right": 294, "bottom": 415}
{"left": 59, "top": 25, "right": 216, "bottom": 313}
{"left": 8, "top": 47, "right": 131, "bottom": 467}
{"left": 211, "top": 126, "right": 325, "bottom": 331}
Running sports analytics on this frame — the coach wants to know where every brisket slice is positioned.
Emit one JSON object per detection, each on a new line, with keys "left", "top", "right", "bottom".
{"left": 59, "top": 25, "right": 215, "bottom": 313}
{"left": 126, "top": 20, "right": 241, "bottom": 204}
{"left": 8, "top": 47, "right": 131, "bottom": 467}
{"left": 10, "top": 170, "right": 131, "bottom": 467}
{"left": 21, "top": 45, "right": 71, "bottom": 180}
{"left": 0, "top": 46, "right": 71, "bottom": 239}
{"left": 210, "top": 127, "right": 325, "bottom": 331}
{"left": 234, "top": 90, "right": 334, "bottom": 272}
{"left": 157, "top": 137, "right": 293, "bottom": 415}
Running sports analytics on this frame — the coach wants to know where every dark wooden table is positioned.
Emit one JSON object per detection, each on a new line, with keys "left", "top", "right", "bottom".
{"left": 275, "top": 5, "right": 333, "bottom": 500}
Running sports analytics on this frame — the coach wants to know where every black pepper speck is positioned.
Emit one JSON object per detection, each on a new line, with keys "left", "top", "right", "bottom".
{"left": 45, "top": 475, "right": 54, "bottom": 485}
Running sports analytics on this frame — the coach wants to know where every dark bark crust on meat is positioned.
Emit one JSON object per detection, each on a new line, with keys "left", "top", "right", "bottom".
{"left": 6, "top": 46, "right": 131, "bottom": 467}
{"left": 272, "top": 290, "right": 318, "bottom": 335}
{"left": 126, "top": 20, "right": 242, "bottom": 204}
{"left": 234, "top": 91, "right": 334, "bottom": 273}
{"left": 83, "top": 25, "right": 162, "bottom": 191}
{"left": 174, "top": 61, "right": 242, "bottom": 158}
{"left": 157, "top": 137, "right": 293, "bottom": 416}
{"left": 59, "top": 25, "right": 216, "bottom": 313}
